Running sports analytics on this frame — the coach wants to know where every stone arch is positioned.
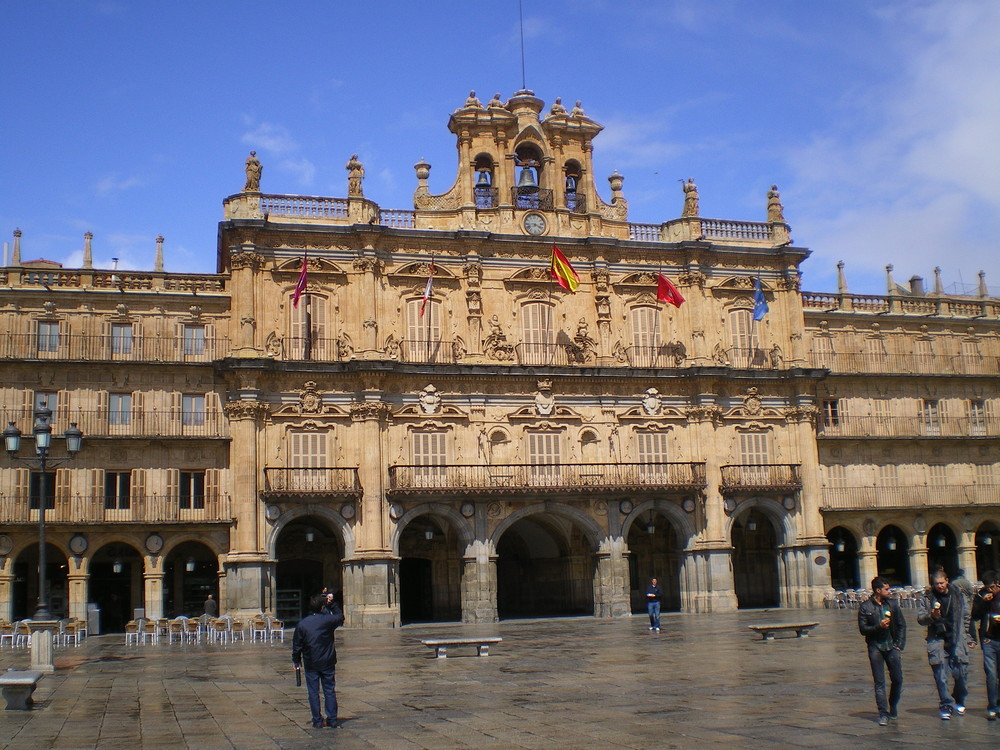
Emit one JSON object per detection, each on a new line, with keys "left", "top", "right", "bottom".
{"left": 490, "top": 502, "right": 605, "bottom": 551}
{"left": 266, "top": 504, "right": 356, "bottom": 560}
{"left": 391, "top": 502, "right": 475, "bottom": 556}
{"left": 624, "top": 500, "right": 697, "bottom": 547}
{"left": 724, "top": 497, "right": 795, "bottom": 544}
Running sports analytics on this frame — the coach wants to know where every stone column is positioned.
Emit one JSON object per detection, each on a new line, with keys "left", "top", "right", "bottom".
{"left": 461, "top": 540, "right": 498, "bottom": 623}
{"left": 858, "top": 548, "right": 878, "bottom": 591}
{"left": 143, "top": 555, "right": 165, "bottom": 620}
{"left": 594, "top": 536, "right": 630, "bottom": 618}
{"left": 0, "top": 557, "right": 13, "bottom": 622}
{"left": 354, "top": 256, "right": 380, "bottom": 355}
{"left": 229, "top": 247, "right": 265, "bottom": 357}
{"left": 909, "top": 544, "right": 930, "bottom": 590}
{"left": 66, "top": 557, "right": 89, "bottom": 621}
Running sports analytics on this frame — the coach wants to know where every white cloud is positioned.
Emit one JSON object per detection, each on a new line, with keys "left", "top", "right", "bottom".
{"left": 280, "top": 157, "right": 316, "bottom": 187}
{"left": 94, "top": 174, "right": 143, "bottom": 196}
{"left": 240, "top": 119, "right": 298, "bottom": 155}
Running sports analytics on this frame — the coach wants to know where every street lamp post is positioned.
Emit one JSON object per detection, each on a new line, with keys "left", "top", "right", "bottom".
{"left": 3, "top": 405, "right": 83, "bottom": 621}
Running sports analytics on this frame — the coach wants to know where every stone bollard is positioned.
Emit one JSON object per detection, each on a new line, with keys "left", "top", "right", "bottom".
{"left": 29, "top": 627, "right": 55, "bottom": 674}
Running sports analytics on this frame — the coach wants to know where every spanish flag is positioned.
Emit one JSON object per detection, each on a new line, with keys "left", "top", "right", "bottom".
{"left": 549, "top": 245, "right": 580, "bottom": 293}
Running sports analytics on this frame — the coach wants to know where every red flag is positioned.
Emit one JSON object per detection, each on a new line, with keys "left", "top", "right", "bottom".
{"left": 549, "top": 245, "right": 580, "bottom": 293}
{"left": 656, "top": 273, "right": 685, "bottom": 308}
{"left": 420, "top": 260, "right": 435, "bottom": 317}
{"left": 291, "top": 253, "right": 308, "bottom": 308}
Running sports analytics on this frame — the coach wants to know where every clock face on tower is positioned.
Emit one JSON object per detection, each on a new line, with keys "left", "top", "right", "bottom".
{"left": 523, "top": 213, "right": 546, "bottom": 235}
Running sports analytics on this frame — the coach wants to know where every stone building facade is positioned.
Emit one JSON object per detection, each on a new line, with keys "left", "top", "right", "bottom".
{"left": 1, "top": 91, "right": 997, "bottom": 629}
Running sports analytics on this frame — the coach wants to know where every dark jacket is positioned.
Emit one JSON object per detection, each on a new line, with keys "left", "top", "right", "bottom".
{"left": 969, "top": 587, "right": 1000, "bottom": 644}
{"left": 645, "top": 583, "right": 663, "bottom": 604}
{"left": 292, "top": 603, "right": 344, "bottom": 672}
{"left": 858, "top": 595, "right": 906, "bottom": 651}
{"left": 917, "top": 586, "right": 969, "bottom": 662}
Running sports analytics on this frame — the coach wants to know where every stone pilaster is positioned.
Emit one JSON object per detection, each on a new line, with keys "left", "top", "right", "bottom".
{"left": 461, "top": 540, "right": 498, "bottom": 623}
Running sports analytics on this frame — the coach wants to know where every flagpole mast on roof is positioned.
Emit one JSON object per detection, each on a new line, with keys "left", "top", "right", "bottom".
{"left": 518, "top": 0, "right": 527, "bottom": 91}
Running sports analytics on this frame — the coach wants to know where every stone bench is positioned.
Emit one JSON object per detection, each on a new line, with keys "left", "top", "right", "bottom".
{"left": 421, "top": 637, "right": 502, "bottom": 659}
{"left": 1, "top": 670, "right": 44, "bottom": 710}
{"left": 747, "top": 622, "right": 819, "bottom": 641}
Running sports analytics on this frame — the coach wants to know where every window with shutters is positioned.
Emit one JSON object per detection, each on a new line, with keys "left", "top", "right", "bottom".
{"left": 29, "top": 471, "right": 56, "bottom": 510}
{"left": 739, "top": 431, "right": 770, "bottom": 485}
{"left": 104, "top": 471, "right": 131, "bottom": 509}
{"left": 179, "top": 471, "right": 206, "bottom": 509}
{"left": 928, "top": 465, "right": 947, "bottom": 486}
{"left": 527, "top": 430, "right": 562, "bottom": 483}
{"left": 406, "top": 298, "right": 443, "bottom": 362}
{"left": 878, "top": 464, "right": 898, "bottom": 485}
{"left": 961, "top": 339, "right": 981, "bottom": 359}
{"left": 289, "top": 295, "right": 328, "bottom": 359}
{"left": 109, "top": 393, "right": 132, "bottom": 426}
{"left": 975, "top": 463, "right": 995, "bottom": 485}
{"left": 183, "top": 325, "right": 206, "bottom": 356}
{"left": 825, "top": 464, "right": 847, "bottom": 487}
{"left": 411, "top": 431, "right": 447, "bottom": 486}
{"left": 821, "top": 399, "right": 840, "bottom": 428}
{"left": 636, "top": 431, "right": 669, "bottom": 482}
{"left": 289, "top": 430, "right": 328, "bottom": 491}
{"left": 37, "top": 321, "right": 59, "bottom": 353}
{"left": 34, "top": 390, "right": 58, "bottom": 415}
{"left": 630, "top": 306, "right": 662, "bottom": 366}
{"left": 914, "top": 338, "right": 932, "bottom": 360}
{"left": 727, "top": 308, "right": 759, "bottom": 367}
{"left": 813, "top": 335, "right": 835, "bottom": 366}
{"left": 921, "top": 399, "right": 940, "bottom": 436}
{"left": 865, "top": 336, "right": 887, "bottom": 357}
{"left": 182, "top": 394, "right": 205, "bottom": 427}
{"left": 968, "top": 399, "right": 987, "bottom": 436}
{"left": 111, "top": 323, "right": 133, "bottom": 355}
{"left": 521, "top": 302, "right": 554, "bottom": 365}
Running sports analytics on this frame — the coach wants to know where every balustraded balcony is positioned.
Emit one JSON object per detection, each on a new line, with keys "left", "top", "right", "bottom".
{"left": 0, "top": 493, "right": 232, "bottom": 524}
{"left": 387, "top": 462, "right": 707, "bottom": 497}
{"left": 0, "top": 333, "right": 229, "bottom": 363}
{"left": 262, "top": 467, "right": 362, "bottom": 498}
{"left": 720, "top": 464, "right": 802, "bottom": 493}
{"left": 820, "top": 484, "right": 1000, "bottom": 511}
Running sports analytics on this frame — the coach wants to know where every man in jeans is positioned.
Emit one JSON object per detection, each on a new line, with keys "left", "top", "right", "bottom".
{"left": 917, "top": 571, "right": 971, "bottom": 720}
{"left": 858, "top": 577, "right": 906, "bottom": 726}
{"left": 292, "top": 592, "right": 345, "bottom": 729}
{"left": 970, "top": 570, "right": 1000, "bottom": 720}
{"left": 645, "top": 578, "right": 662, "bottom": 632}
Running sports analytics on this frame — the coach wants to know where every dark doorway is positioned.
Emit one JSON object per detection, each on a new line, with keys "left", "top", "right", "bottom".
{"left": 927, "top": 523, "right": 959, "bottom": 578}
{"left": 12, "top": 543, "right": 68, "bottom": 620}
{"left": 163, "top": 541, "right": 218, "bottom": 617}
{"left": 275, "top": 519, "right": 342, "bottom": 626}
{"left": 399, "top": 557, "right": 433, "bottom": 623}
{"left": 828, "top": 526, "right": 860, "bottom": 590}
{"left": 976, "top": 523, "right": 1000, "bottom": 580}
{"left": 876, "top": 525, "right": 910, "bottom": 586}
{"left": 398, "top": 516, "right": 461, "bottom": 624}
{"left": 732, "top": 509, "right": 780, "bottom": 608}
{"left": 628, "top": 512, "right": 683, "bottom": 612}
{"left": 90, "top": 543, "right": 143, "bottom": 633}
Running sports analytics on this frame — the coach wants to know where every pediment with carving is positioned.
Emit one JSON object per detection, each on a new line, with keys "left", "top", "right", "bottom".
{"left": 273, "top": 256, "right": 347, "bottom": 276}
{"left": 505, "top": 266, "right": 555, "bottom": 286}
{"left": 617, "top": 406, "right": 687, "bottom": 421}
{"left": 712, "top": 276, "right": 772, "bottom": 293}
{"left": 393, "top": 404, "right": 469, "bottom": 421}
{"left": 388, "top": 261, "right": 459, "bottom": 284}
{"left": 507, "top": 405, "right": 583, "bottom": 422}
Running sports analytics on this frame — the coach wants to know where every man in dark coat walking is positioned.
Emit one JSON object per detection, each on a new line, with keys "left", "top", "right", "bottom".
{"left": 858, "top": 576, "right": 906, "bottom": 725}
{"left": 292, "top": 592, "right": 345, "bottom": 728}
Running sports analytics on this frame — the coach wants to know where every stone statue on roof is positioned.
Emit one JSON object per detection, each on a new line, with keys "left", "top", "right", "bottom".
{"left": 682, "top": 177, "right": 699, "bottom": 218}
{"left": 570, "top": 100, "right": 585, "bottom": 117}
{"left": 464, "top": 90, "right": 482, "bottom": 109}
{"left": 487, "top": 92, "right": 504, "bottom": 108}
{"left": 244, "top": 150, "right": 262, "bottom": 192}
{"left": 767, "top": 184, "right": 785, "bottom": 223}
{"left": 549, "top": 97, "right": 567, "bottom": 116}
{"left": 346, "top": 154, "right": 365, "bottom": 197}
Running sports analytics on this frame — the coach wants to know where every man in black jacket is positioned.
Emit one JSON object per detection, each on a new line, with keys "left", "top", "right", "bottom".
{"left": 917, "top": 570, "right": 971, "bottom": 720}
{"left": 969, "top": 570, "right": 1000, "bottom": 719}
{"left": 292, "top": 593, "right": 345, "bottom": 729}
{"left": 858, "top": 576, "right": 906, "bottom": 726}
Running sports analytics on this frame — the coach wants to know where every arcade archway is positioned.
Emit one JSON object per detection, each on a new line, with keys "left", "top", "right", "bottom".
{"left": 398, "top": 514, "right": 461, "bottom": 624}
{"left": 927, "top": 522, "right": 959, "bottom": 578}
{"left": 876, "top": 525, "right": 910, "bottom": 586}
{"left": 12, "top": 542, "right": 68, "bottom": 620}
{"left": 827, "top": 526, "right": 860, "bottom": 590}
{"left": 732, "top": 508, "right": 780, "bottom": 608}
{"left": 627, "top": 511, "right": 683, "bottom": 612}
{"left": 163, "top": 541, "right": 218, "bottom": 617}
{"left": 90, "top": 542, "right": 143, "bottom": 633}
{"left": 976, "top": 522, "right": 1000, "bottom": 579}
{"left": 275, "top": 517, "right": 343, "bottom": 626}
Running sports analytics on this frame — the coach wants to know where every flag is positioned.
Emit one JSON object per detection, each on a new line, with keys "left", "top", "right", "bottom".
{"left": 656, "top": 273, "right": 685, "bottom": 308}
{"left": 291, "top": 253, "right": 308, "bottom": 308}
{"left": 549, "top": 245, "right": 580, "bottom": 293}
{"left": 753, "top": 274, "right": 769, "bottom": 321}
{"left": 420, "top": 260, "right": 435, "bottom": 317}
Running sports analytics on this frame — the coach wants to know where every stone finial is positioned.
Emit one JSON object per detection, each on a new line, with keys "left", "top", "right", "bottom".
{"left": 155, "top": 235, "right": 164, "bottom": 273}
{"left": 767, "top": 184, "right": 785, "bottom": 223}
{"left": 837, "top": 261, "right": 848, "bottom": 295}
{"left": 885, "top": 264, "right": 896, "bottom": 295}
{"left": 681, "top": 178, "right": 699, "bottom": 217}
{"left": 414, "top": 158, "right": 431, "bottom": 183}
{"left": 83, "top": 232, "right": 93, "bottom": 269}
{"left": 979, "top": 270, "right": 988, "bottom": 298}
{"left": 933, "top": 266, "right": 943, "bottom": 295}
{"left": 346, "top": 154, "right": 365, "bottom": 197}
{"left": 608, "top": 170, "right": 624, "bottom": 196}
{"left": 11, "top": 228, "right": 21, "bottom": 266}
{"left": 570, "top": 100, "right": 585, "bottom": 116}
{"left": 243, "top": 150, "right": 262, "bottom": 192}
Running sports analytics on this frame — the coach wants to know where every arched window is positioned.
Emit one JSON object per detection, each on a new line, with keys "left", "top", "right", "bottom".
{"left": 513, "top": 143, "right": 550, "bottom": 209}
{"left": 564, "top": 160, "right": 583, "bottom": 212}
{"left": 473, "top": 154, "right": 496, "bottom": 208}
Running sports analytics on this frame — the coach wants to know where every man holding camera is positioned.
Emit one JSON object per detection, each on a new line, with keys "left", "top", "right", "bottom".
{"left": 858, "top": 577, "right": 906, "bottom": 726}
{"left": 292, "top": 592, "right": 345, "bottom": 729}
{"left": 917, "top": 571, "right": 971, "bottom": 720}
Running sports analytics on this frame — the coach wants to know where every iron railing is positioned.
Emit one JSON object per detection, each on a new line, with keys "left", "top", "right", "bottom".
{"left": 262, "top": 467, "right": 362, "bottom": 496}
{"left": 720, "top": 464, "right": 802, "bottom": 492}
{"left": 818, "top": 415, "right": 1000, "bottom": 439}
{"left": 0, "top": 333, "right": 229, "bottom": 363}
{"left": 623, "top": 345, "right": 688, "bottom": 368}
{"left": 514, "top": 342, "right": 571, "bottom": 366}
{"left": 474, "top": 187, "right": 499, "bottom": 209}
{"left": 0, "top": 493, "right": 232, "bottom": 524}
{"left": 400, "top": 339, "right": 459, "bottom": 364}
{"left": 511, "top": 187, "right": 554, "bottom": 211}
{"left": 0, "top": 408, "right": 229, "bottom": 439}
{"left": 806, "top": 351, "right": 1000, "bottom": 376}
{"left": 820, "top": 484, "right": 1000, "bottom": 511}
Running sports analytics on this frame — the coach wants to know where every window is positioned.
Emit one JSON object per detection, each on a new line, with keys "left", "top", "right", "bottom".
{"left": 969, "top": 399, "right": 987, "bottom": 436}
{"left": 921, "top": 399, "right": 941, "bottom": 436}
{"left": 406, "top": 297, "right": 443, "bottom": 362}
{"left": 825, "top": 464, "right": 847, "bottom": 487}
{"left": 821, "top": 399, "right": 840, "bottom": 428}
{"left": 527, "top": 430, "right": 562, "bottom": 483}
{"left": 111, "top": 323, "right": 133, "bottom": 355}
{"left": 34, "top": 391, "right": 58, "bottom": 416}
{"left": 630, "top": 306, "right": 662, "bottom": 366}
{"left": 179, "top": 471, "right": 206, "bottom": 509}
{"left": 182, "top": 394, "right": 205, "bottom": 427}
{"left": 29, "top": 471, "right": 56, "bottom": 510}
{"left": 183, "top": 325, "right": 206, "bottom": 356}
{"left": 961, "top": 339, "right": 981, "bottom": 359}
{"left": 289, "top": 431, "right": 328, "bottom": 491}
{"left": 37, "top": 321, "right": 59, "bottom": 353}
{"left": 521, "top": 302, "right": 554, "bottom": 365}
{"left": 872, "top": 398, "right": 891, "bottom": 436}
{"left": 975, "top": 463, "right": 995, "bottom": 485}
{"left": 636, "top": 431, "right": 669, "bottom": 482}
{"left": 878, "top": 464, "right": 898, "bottom": 484}
{"left": 412, "top": 431, "right": 447, "bottom": 486}
{"left": 813, "top": 335, "right": 835, "bottom": 367}
{"left": 104, "top": 471, "right": 131, "bottom": 510}
{"left": 914, "top": 338, "right": 932, "bottom": 360}
{"left": 727, "top": 309, "right": 760, "bottom": 367}
{"left": 928, "top": 465, "right": 947, "bottom": 486}
{"left": 109, "top": 393, "right": 132, "bottom": 426}
{"left": 739, "top": 431, "right": 770, "bottom": 484}
{"left": 289, "top": 295, "right": 328, "bottom": 359}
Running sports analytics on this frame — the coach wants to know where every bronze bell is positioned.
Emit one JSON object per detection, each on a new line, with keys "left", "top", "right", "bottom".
{"left": 517, "top": 166, "right": 538, "bottom": 190}
{"left": 476, "top": 170, "right": 491, "bottom": 187}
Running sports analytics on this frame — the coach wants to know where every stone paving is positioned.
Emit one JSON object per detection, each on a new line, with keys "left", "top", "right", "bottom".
{"left": 2, "top": 608, "right": 999, "bottom": 749}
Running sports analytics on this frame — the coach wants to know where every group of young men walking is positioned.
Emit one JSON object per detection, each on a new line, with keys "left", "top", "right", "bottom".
{"left": 860, "top": 569, "right": 1000, "bottom": 726}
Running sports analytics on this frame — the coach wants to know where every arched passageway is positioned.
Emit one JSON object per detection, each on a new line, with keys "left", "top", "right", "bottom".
{"left": 398, "top": 514, "right": 461, "bottom": 624}
{"left": 496, "top": 515, "right": 594, "bottom": 618}
{"left": 876, "top": 525, "right": 910, "bottom": 586}
{"left": 163, "top": 541, "right": 218, "bottom": 617}
{"left": 926, "top": 523, "right": 959, "bottom": 578}
{"left": 732, "top": 509, "right": 780, "bottom": 608}
{"left": 976, "top": 522, "right": 1000, "bottom": 580}
{"left": 275, "top": 518, "right": 342, "bottom": 626}
{"left": 628, "top": 511, "right": 683, "bottom": 612}
{"left": 89, "top": 542, "right": 143, "bottom": 632}
{"left": 827, "top": 526, "right": 860, "bottom": 590}
{"left": 12, "top": 542, "right": 68, "bottom": 620}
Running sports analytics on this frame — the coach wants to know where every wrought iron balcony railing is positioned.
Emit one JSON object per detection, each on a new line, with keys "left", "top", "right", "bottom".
{"left": 623, "top": 344, "right": 688, "bottom": 368}
{"left": 400, "top": 339, "right": 460, "bottom": 364}
{"left": 0, "top": 408, "right": 229, "bottom": 439}
{"left": 0, "top": 493, "right": 232, "bottom": 524}
{"left": 262, "top": 467, "right": 362, "bottom": 497}
{"left": 0, "top": 333, "right": 230, "bottom": 363}
{"left": 566, "top": 192, "right": 587, "bottom": 213}
{"left": 806, "top": 351, "right": 1000, "bottom": 376}
{"left": 720, "top": 464, "right": 802, "bottom": 493}
{"left": 818, "top": 415, "right": 1000, "bottom": 439}
{"left": 820, "top": 484, "right": 1000, "bottom": 511}
{"left": 474, "top": 186, "right": 499, "bottom": 209}
{"left": 511, "top": 186, "right": 554, "bottom": 211}
{"left": 514, "top": 342, "right": 571, "bottom": 366}
{"left": 387, "top": 462, "right": 707, "bottom": 495}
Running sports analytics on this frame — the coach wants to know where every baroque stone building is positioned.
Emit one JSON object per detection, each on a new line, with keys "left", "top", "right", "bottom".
{"left": 1, "top": 91, "right": 997, "bottom": 629}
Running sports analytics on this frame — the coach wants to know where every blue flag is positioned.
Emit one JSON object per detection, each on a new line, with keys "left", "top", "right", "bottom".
{"left": 752, "top": 275, "right": 769, "bottom": 321}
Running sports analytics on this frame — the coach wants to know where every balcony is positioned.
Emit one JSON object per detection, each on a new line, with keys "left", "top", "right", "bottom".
{"left": 818, "top": 415, "right": 1000, "bottom": 439}
{"left": 0, "top": 493, "right": 232, "bottom": 524}
{"left": 807, "top": 351, "right": 1000, "bottom": 376}
{"left": 387, "top": 462, "right": 707, "bottom": 497}
{"left": 566, "top": 192, "right": 587, "bottom": 213}
{"left": 511, "top": 186, "right": 554, "bottom": 211}
{"left": 262, "top": 467, "right": 362, "bottom": 498}
{"left": 0, "top": 408, "right": 229, "bottom": 439}
{"left": 474, "top": 186, "right": 499, "bottom": 209}
{"left": 720, "top": 464, "right": 802, "bottom": 493}
{"left": 400, "top": 339, "right": 459, "bottom": 364}
{"left": 514, "top": 342, "right": 571, "bottom": 366}
{"left": 0, "top": 333, "right": 230, "bottom": 363}
{"left": 820, "top": 484, "right": 1000, "bottom": 511}
{"left": 623, "top": 345, "right": 687, "bottom": 368}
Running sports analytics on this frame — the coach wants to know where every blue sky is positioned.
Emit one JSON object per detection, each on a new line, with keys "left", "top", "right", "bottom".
{"left": 3, "top": 1, "right": 999, "bottom": 295}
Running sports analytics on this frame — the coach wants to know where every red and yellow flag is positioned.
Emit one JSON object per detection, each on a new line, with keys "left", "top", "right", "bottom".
{"left": 549, "top": 245, "right": 580, "bottom": 293}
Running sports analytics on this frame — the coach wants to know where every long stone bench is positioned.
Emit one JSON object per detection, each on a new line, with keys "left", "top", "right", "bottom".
{"left": 421, "top": 637, "right": 502, "bottom": 658}
{"left": 747, "top": 622, "right": 819, "bottom": 641}
{"left": 1, "top": 670, "right": 43, "bottom": 710}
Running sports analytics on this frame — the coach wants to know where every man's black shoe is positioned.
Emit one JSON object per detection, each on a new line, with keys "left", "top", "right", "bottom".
{"left": 325, "top": 719, "right": 340, "bottom": 729}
